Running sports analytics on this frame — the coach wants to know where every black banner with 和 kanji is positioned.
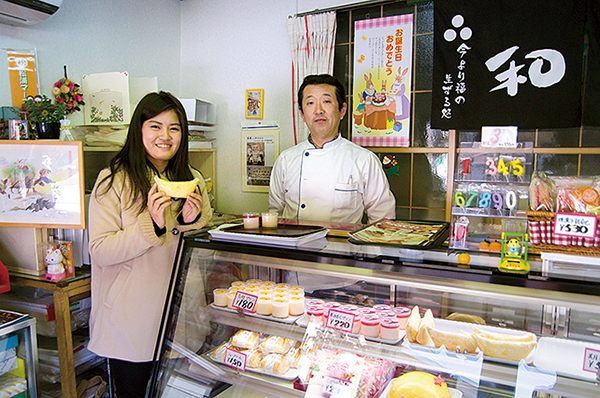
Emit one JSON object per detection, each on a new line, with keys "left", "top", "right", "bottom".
{"left": 431, "top": 0, "right": 587, "bottom": 130}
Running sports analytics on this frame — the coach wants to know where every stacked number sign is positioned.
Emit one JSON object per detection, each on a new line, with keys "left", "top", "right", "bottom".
{"left": 449, "top": 142, "right": 534, "bottom": 251}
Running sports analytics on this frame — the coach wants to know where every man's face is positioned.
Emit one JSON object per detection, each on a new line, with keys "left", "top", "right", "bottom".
{"left": 300, "top": 84, "right": 347, "bottom": 143}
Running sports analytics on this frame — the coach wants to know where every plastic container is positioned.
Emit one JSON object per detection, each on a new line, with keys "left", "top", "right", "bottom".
{"left": 373, "top": 304, "right": 392, "bottom": 312}
{"left": 255, "top": 297, "right": 272, "bottom": 316}
{"left": 340, "top": 305, "right": 360, "bottom": 334}
{"left": 360, "top": 314, "right": 380, "bottom": 338}
{"left": 289, "top": 286, "right": 304, "bottom": 295}
{"left": 380, "top": 317, "right": 401, "bottom": 341}
{"left": 242, "top": 213, "right": 260, "bottom": 229}
{"left": 307, "top": 303, "right": 325, "bottom": 320}
{"left": 213, "top": 289, "right": 228, "bottom": 307}
{"left": 378, "top": 310, "right": 397, "bottom": 319}
{"left": 393, "top": 306, "right": 412, "bottom": 329}
{"left": 272, "top": 298, "right": 289, "bottom": 318}
{"left": 289, "top": 296, "right": 305, "bottom": 316}
{"left": 261, "top": 212, "right": 278, "bottom": 228}
{"left": 358, "top": 307, "right": 376, "bottom": 318}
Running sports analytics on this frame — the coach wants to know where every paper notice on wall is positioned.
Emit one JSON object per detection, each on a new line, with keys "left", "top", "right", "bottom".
{"left": 82, "top": 72, "right": 130, "bottom": 125}
{"left": 6, "top": 49, "right": 39, "bottom": 107}
{"left": 242, "top": 124, "right": 279, "bottom": 192}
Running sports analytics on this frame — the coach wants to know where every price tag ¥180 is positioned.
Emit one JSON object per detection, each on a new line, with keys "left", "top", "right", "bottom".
{"left": 325, "top": 310, "right": 355, "bottom": 333}
{"left": 232, "top": 291, "right": 258, "bottom": 312}
{"left": 224, "top": 348, "right": 247, "bottom": 371}
{"left": 554, "top": 212, "right": 598, "bottom": 240}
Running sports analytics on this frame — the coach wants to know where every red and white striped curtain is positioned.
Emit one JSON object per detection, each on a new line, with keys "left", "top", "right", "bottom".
{"left": 287, "top": 11, "right": 337, "bottom": 144}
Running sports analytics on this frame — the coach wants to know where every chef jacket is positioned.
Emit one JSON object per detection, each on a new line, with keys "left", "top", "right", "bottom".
{"left": 269, "top": 135, "right": 396, "bottom": 224}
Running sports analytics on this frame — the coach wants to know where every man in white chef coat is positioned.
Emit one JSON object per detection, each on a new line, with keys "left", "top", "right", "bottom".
{"left": 269, "top": 74, "right": 396, "bottom": 224}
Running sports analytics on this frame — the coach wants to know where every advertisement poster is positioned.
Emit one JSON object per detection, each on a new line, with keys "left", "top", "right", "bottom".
{"left": 7, "top": 49, "right": 39, "bottom": 107}
{"left": 352, "top": 14, "right": 413, "bottom": 147}
{"left": 242, "top": 126, "right": 279, "bottom": 192}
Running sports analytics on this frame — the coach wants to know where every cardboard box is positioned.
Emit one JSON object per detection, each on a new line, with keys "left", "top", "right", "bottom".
{"left": 178, "top": 98, "right": 216, "bottom": 125}
{"left": 0, "top": 228, "right": 47, "bottom": 277}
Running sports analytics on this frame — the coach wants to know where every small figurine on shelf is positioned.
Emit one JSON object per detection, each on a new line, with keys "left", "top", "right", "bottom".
{"left": 59, "top": 117, "right": 74, "bottom": 141}
{"left": 498, "top": 232, "right": 530, "bottom": 274}
{"left": 45, "top": 248, "right": 66, "bottom": 282}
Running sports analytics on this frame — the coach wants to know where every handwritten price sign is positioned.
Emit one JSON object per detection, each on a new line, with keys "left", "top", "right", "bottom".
{"left": 481, "top": 126, "right": 518, "bottom": 148}
{"left": 322, "top": 376, "right": 352, "bottom": 397}
{"left": 554, "top": 212, "right": 598, "bottom": 240}
{"left": 232, "top": 291, "right": 258, "bottom": 312}
{"left": 325, "top": 310, "right": 355, "bottom": 333}
{"left": 224, "top": 348, "right": 246, "bottom": 371}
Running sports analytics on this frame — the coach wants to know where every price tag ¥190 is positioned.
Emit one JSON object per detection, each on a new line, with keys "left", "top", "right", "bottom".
{"left": 325, "top": 310, "right": 355, "bottom": 333}
{"left": 232, "top": 291, "right": 258, "bottom": 312}
{"left": 224, "top": 348, "right": 247, "bottom": 371}
{"left": 554, "top": 212, "right": 598, "bottom": 240}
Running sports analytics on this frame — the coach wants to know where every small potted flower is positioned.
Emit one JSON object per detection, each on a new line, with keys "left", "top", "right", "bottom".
{"left": 23, "top": 95, "right": 68, "bottom": 139}
{"left": 53, "top": 75, "right": 85, "bottom": 114}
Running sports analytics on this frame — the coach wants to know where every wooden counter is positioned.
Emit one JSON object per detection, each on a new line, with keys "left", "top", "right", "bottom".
{"left": 9, "top": 272, "right": 91, "bottom": 398}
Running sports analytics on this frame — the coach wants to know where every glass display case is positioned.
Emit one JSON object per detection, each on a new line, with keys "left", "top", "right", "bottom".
{"left": 0, "top": 313, "right": 39, "bottom": 398}
{"left": 148, "top": 227, "right": 600, "bottom": 398}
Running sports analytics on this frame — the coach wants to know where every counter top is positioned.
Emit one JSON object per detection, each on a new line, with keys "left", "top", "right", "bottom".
{"left": 184, "top": 227, "right": 600, "bottom": 301}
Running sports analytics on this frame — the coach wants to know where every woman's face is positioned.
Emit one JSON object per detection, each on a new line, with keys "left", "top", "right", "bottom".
{"left": 142, "top": 109, "right": 182, "bottom": 172}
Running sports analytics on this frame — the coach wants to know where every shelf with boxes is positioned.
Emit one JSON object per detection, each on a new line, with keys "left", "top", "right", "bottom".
{"left": 83, "top": 146, "right": 217, "bottom": 210}
{"left": 449, "top": 142, "right": 534, "bottom": 252}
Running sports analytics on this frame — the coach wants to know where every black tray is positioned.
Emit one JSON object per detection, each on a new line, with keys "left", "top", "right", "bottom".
{"left": 215, "top": 224, "right": 327, "bottom": 237}
{"left": 348, "top": 219, "right": 449, "bottom": 249}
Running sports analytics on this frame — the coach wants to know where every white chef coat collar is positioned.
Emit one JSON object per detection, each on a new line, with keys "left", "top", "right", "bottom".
{"left": 307, "top": 133, "right": 342, "bottom": 149}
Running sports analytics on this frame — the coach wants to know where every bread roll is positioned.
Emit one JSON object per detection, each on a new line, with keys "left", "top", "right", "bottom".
{"left": 240, "top": 348, "right": 262, "bottom": 368}
{"left": 211, "top": 342, "right": 231, "bottom": 362}
{"left": 416, "top": 309, "right": 435, "bottom": 347}
{"left": 153, "top": 175, "right": 199, "bottom": 198}
{"left": 260, "top": 353, "right": 291, "bottom": 375}
{"left": 405, "top": 306, "right": 421, "bottom": 343}
{"left": 231, "top": 330, "right": 260, "bottom": 350}
{"left": 285, "top": 347, "right": 302, "bottom": 368}
{"left": 258, "top": 336, "right": 295, "bottom": 354}
{"left": 472, "top": 327, "right": 537, "bottom": 361}
{"left": 445, "top": 312, "right": 485, "bottom": 325}
{"left": 473, "top": 326, "right": 535, "bottom": 342}
{"left": 428, "top": 327, "right": 478, "bottom": 354}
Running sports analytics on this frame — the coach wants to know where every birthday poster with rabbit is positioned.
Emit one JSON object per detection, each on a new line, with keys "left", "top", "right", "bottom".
{"left": 352, "top": 14, "right": 413, "bottom": 147}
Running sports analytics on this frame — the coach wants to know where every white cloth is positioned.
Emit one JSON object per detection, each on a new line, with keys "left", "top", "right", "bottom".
{"left": 287, "top": 11, "right": 337, "bottom": 144}
{"left": 269, "top": 135, "right": 396, "bottom": 224}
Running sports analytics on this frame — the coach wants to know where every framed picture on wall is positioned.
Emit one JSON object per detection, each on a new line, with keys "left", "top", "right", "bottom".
{"left": 0, "top": 140, "right": 86, "bottom": 229}
{"left": 246, "top": 89, "right": 264, "bottom": 119}
{"left": 241, "top": 126, "right": 279, "bottom": 192}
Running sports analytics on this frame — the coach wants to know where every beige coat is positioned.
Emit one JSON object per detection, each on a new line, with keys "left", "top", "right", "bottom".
{"left": 88, "top": 168, "right": 212, "bottom": 362}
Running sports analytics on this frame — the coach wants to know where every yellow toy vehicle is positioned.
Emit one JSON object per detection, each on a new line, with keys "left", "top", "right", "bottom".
{"left": 498, "top": 232, "right": 530, "bottom": 274}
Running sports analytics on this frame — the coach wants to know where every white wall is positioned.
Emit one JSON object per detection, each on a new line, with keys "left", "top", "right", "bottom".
{"left": 0, "top": 0, "right": 182, "bottom": 128}
{"left": 0, "top": 0, "right": 332, "bottom": 215}
{"left": 179, "top": 0, "right": 296, "bottom": 214}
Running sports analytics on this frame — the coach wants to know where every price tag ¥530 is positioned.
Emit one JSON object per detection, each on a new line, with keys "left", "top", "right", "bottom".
{"left": 325, "top": 310, "right": 355, "bottom": 333}
{"left": 232, "top": 291, "right": 258, "bottom": 312}
{"left": 224, "top": 348, "right": 247, "bottom": 371}
{"left": 554, "top": 212, "right": 598, "bottom": 240}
